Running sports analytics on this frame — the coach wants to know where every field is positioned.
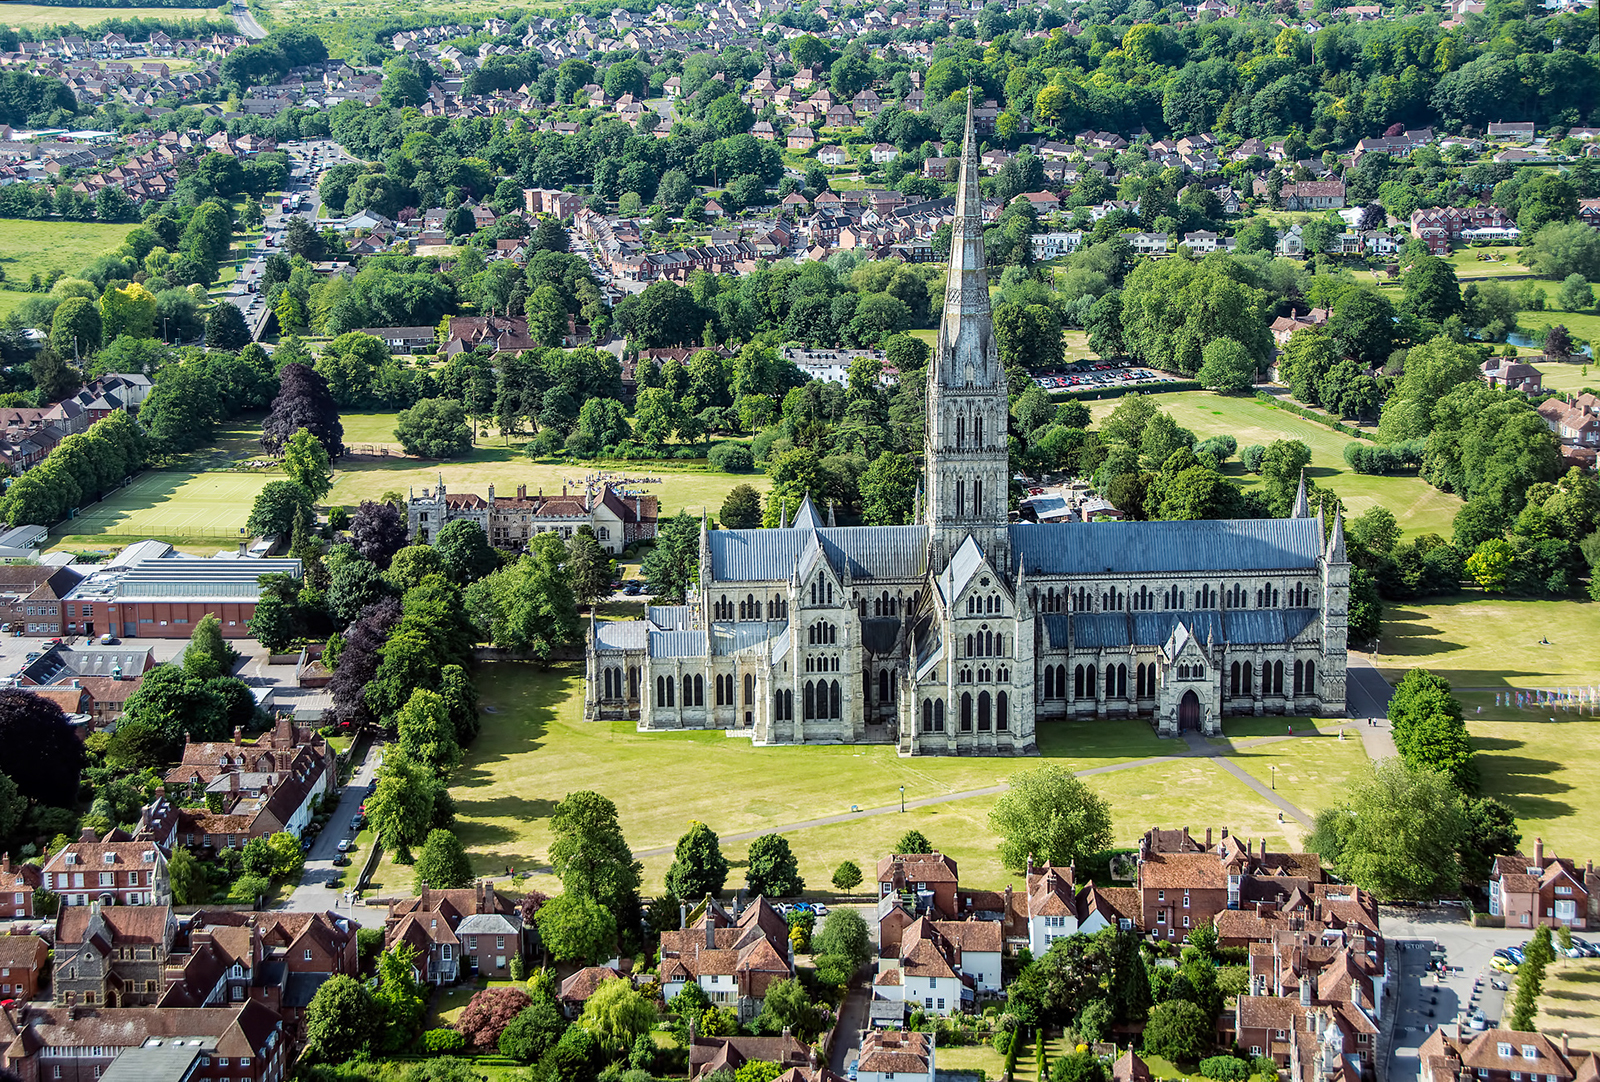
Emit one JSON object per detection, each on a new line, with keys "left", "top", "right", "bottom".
{"left": 51, "top": 470, "right": 264, "bottom": 545}
{"left": 1375, "top": 595, "right": 1600, "bottom": 689}
{"left": 1089, "top": 390, "right": 1464, "bottom": 538}
{"left": 361, "top": 662, "right": 1363, "bottom": 898}
{"left": 1536, "top": 959, "right": 1600, "bottom": 1045}
{"left": 0, "top": 220, "right": 132, "bottom": 289}
{"left": 0, "top": 3, "right": 220, "bottom": 28}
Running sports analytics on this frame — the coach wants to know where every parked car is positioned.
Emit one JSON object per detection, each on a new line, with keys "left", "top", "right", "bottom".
{"left": 351, "top": 815, "right": 364, "bottom": 830}
{"left": 337, "top": 839, "right": 351, "bottom": 853}
{"left": 100, "top": 633, "right": 117, "bottom": 644}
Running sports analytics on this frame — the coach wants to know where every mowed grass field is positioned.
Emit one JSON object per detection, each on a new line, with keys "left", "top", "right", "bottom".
{"left": 1090, "top": 390, "right": 1464, "bottom": 537}
{"left": 0, "top": 3, "right": 219, "bottom": 27}
{"left": 53, "top": 471, "right": 264, "bottom": 542}
{"left": 1536, "top": 959, "right": 1600, "bottom": 1045}
{"left": 361, "top": 662, "right": 1365, "bottom": 898}
{"left": 0, "top": 220, "right": 131, "bottom": 290}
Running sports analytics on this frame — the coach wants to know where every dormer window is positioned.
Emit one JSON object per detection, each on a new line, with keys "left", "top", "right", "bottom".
{"left": 142, "top": 852, "right": 155, "bottom": 863}
{"left": 1498, "top": 1044, "right": 1513, "bottom": 1058}
{"left": 64, "top": 853, "right": 77, "bottom": 865}
{"left": 1522, "top": 1047, "right": 1537, "bottom": 1061}
{"left": 103, "top": 853, "right": 115, "bottom": 864}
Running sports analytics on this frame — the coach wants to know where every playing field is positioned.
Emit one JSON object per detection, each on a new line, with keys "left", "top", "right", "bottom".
{"left": 0, "top": 4, "right": 219, "bottom": 28}
{"left": 0, "top": 220, "right": 132, "bottom": 288}
{"left": 1090, "top": 390, "right": 1464, "bottom": 537}
{"left": 53, "top": 471, "right": 265, "bottom": 543}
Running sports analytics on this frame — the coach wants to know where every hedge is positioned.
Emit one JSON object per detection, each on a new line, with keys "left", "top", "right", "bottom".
{"left": 1050, "top": 380, "right": 1202, "bottom": 402}
{"left": 1252, "top": 391, "right": 1378, "bottom": 440}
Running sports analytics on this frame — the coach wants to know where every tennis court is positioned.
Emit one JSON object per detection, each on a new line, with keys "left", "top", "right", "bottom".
{"left": 58, "top": 472, "right": 269, "bottom": 540}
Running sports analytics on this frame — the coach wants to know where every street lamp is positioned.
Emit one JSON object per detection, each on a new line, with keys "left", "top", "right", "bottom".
{"left": 1271, "top": 765, "right": 1277, "bottom": 790}
{"left": 900, "top": 786, "right": 905, "bottom": 813}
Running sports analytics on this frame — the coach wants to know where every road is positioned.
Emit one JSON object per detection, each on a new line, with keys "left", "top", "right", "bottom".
{"left": 231, "top": 4, "right": 268, "bottom": 39}
{"left": 827, "top": 904, "right": 877, "bottom": 1079}
{"left": 1380, "top": 909, "right": 1531, "bottom": 1082}
{"left": 278, "top": 742, "right": 383, "bottom": 921}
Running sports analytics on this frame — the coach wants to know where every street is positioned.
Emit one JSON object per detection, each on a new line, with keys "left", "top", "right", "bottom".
{"left": 1381, "top": 908, "right": 1532, "bottom": 1082}
{"left": 279, "top": 741, "right": 383, "bottom": 921}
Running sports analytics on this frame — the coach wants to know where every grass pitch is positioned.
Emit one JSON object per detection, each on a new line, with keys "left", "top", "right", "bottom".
{"left": 54, "top": 471, "right": 267, "bottom": 543}
{"left": 0, "top": 220, "right": 132, "bottom": 290}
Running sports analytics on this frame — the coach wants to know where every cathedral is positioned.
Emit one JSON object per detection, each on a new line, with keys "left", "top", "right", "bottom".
{"left": 585, "top": 94, "right": 1350, "bottom": 755}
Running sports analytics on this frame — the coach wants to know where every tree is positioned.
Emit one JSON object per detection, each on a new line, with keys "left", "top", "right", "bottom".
{"left": 457, "top": 987, "right": 534, "bottom": 1051}
{"left": 1195, "top": 338, "right": 1257, "bottom": 392}
{"left": 303, "top": 975, "right": 378, "bottom": 1062}
{"left": 396, "top": 688, "right": 460, "bottom": 774}
{"left": 1466, "top": 538, "right": 1514, "bottom": 592}
{"left": 100, "top": 282, "right": 157, "bottom": 341}
{"left": 1545, "top": 325, "right": 1573, "bottom": 360}
{"left": 1403, "top": 256, "right": 1463, "bottom": 326}
{"left": 567, "top": 528, "right": 612, "bottom": 608}
{"left": 548, "top": 790, "right": 642, "bottom": 912}
{"left": 576, "top": 979, "right": 657, "bottom": 1056}
{"left": 0, "top": 688, "right": 88, "bottom": 805}
{"left": 1328, "top": 288, "right": 1396, "bottom": 365}
{"left": 1053, "top": 1052, "right": 1110, "bottom": 1082}
{"left": 1307, "top": 759, "right": 1467, "bottom": 901}
{"left": 30, "top": 347, "right": 83, "bottom": 406}
{"left": 350, "top": 499, "right": 407, "bottom": 568}
{"left": 1141, "top": 999, "right": 1213, "bottom": 1063}
{"left": 463, "top": 539, "right": 579, "bottom": 659}
{"left": 895, "top": 829, "right": 933, "bottom": 854}
{"left": 641, "top": 511, "right": 700, "bottom": 603}
{"left": 247, "top": 480, "right": 315, "bottom": 541}
{"left": 859, "top": 450, "right": 917, "bottom": 525}
{"left": 183, "top": 613, "right": 231, "bottom": 680}
{"left": 205, "top": 304, "right": 250, "bottom": 350}
{"left": 745, "top": 833, "right": 804, "bottom": 897}
{"left": 50, "top": 297, "right": 102, "bottom": 359}
{"left": 263, "top": 363, "right": 344, "bottom": 458}
{"left": 534, "top": 891, "right": 618, "bottom": 964}
{"left": 831, "top": 860, "right": 863, "bottom": 894}
{"left": 168, "top": 846, "right": 208, "bottom": 904}
{"left": 665, "top": 821, "right": 729, "bottom": 900}
{"left": 394, "top": 398, "right": 473, "bottom": 459}
{"left": 434, "top": 519, "right": 499, "bottom": 584}
{"left": 283, "top": 427, "right": 333, "bottom": 499}
{"left": 1556, "top": 274, "right": 1594, "bottom": 313}
{"left": 813, "top": 907, "right": 871, "bottom": 969}
{"left": 1460, "top": 796, "right": 1520, "bottom": 884}
{"left": 989, "top": 765, "right": 1114, "bottom": 873}
{"left": 720, "top": 484, "right": 763, "bottom": 529}
{"left": 1523, "top": 222, "right": 1600, "bottom": 281}
{"left": 365, "top": 753, "right": 440, "bottom": 862}
{"left": 498, "top": 995, "right": 569, "bottom": 1062}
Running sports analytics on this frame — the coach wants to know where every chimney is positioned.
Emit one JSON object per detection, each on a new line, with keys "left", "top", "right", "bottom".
{"left": 1300, "top": 978, "right": 1312, "bottom": 1007}
{"left": 517, "top": 484, "right": 526, "bottom": 499}
{"left": 1222, "top": 827, "right": 1229, "bottom": 839}
{"left": 1206, "top": 828, "right": 1213, "bottom": 848}
{"left": 1261, "top": 838, "right": 1268, "bottom": 859}
{"left": 1351, "top": 980, "right": 1361, "bottom": 1009}
{"left": 239, "top": 541, "right": 247, "bottom": 555}
{"left": 706, "top": 918, "right": 715, "bottom": 950}
{"left": 1026, "top": 853, "right": 1033, "bottom": 877}
{"left": 233, "top": 726, "right": 243, "bottom": 743}
{"left": 1535, "top": 838, "right": 1545, "bottom": 871}
{"left": 1562, "top": 1034, "right": 1570, "bottom": 1057}
{"left": 679, "top": 902, "right": 687, "bottom": 931}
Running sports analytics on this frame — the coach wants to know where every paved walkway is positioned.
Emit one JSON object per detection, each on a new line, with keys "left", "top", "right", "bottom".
{"left": 1181, "top": 731, "right": 1313, "bottom": 827}
{"left": 280, "top": 743, "right": 384, "bottom": 922}
{"left": 1346, "top": 655, "right": 1400, "bottom": 760}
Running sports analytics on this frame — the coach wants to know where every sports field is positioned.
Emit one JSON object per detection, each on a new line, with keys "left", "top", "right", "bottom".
{"left": 52, "top": 471, "right": 263, "bottom": 544}
{"left": 1089, "top": 390, "right": 1464, "bottom": 537}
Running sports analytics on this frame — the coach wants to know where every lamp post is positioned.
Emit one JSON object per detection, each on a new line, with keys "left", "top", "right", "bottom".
{"left": 1271, "top": 765, "right": 1277, "bottom": 790}
{"left": 900, "top": 786, "right": 905, "bottom": 813}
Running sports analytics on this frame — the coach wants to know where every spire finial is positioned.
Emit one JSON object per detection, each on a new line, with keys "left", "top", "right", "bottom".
{"left": 1328, "top": 507, "right": 1347, "bottom": 563}
{"left": 1291, "top": 469, "right": 1310, "bottom": 519}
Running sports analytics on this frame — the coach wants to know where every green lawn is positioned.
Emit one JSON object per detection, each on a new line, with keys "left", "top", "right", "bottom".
{"left": 0, "top": 3, "right": 218, "bottom": 27}
{"left": 1445, "top": 246, "right": 1530, "bottom": 279}
{"left": 1538, "top": 360, "right": 1596, "bottom": 394}
{"left": 1090, "top": 391, "right": 1464, "bottom": 537}
{"left": 1218, "top": 727, "right": 1371, "bottom": 830}
{"left": 437, "top": 663, "right": 1360, "bottom": 898}
{"left": 1374, "top": 593, "right": 1600, "bottom": 688}
{"left": 1466, "top": 714, "right": 1600, "bottom": 859}
{"left": 1520, "top": 308, "right": 1600, "bottom": 348}
{"left": 1535, "top": 959, "right": 1600, "bottom": 1045}
{"left": 50, "top": 470, "right": 269, "bottom": 544}
{"left": 0, "top": 220, "right": 132, "bottom": 288}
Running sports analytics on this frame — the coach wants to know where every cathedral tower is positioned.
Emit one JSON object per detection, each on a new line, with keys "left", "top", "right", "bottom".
{"left": 925, "top": 89, "right": 1010, "bottom": 574}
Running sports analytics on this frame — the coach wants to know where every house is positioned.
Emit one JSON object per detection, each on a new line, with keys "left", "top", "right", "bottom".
{"left": 1488, "top": 839, "right": 1598, "bottom": 929}
{"left": 1409, "top": 205, "right": 1517, "bottom": 254}
{"left": 816, "top": 146, "right": 848, "bottom": 166}
{"left": 787, "top": 126, "right": 816, "bottom": 151}
{"left": 1418, "top": 1027, "right": 1594, "bottom": 1082}
{"left": 1270, "top": 308, "right": 1331, "bottom": 348}
{"left": 356, "top": 326, "right": 436, "bottom": 353}
{"left": 1137, "top": 827, "right": 1325, "bottom": 942}
{"left": 1180, "top": 230, "right": 1234, "bottom": 253}
{"left": 1113, "top": 1051, "right": 1155, "bottom": 1082}
{"left": 0, "top": 565, "right": 82, "bottom": 637}
{"left": 1487, "top": 121, "right": 1536, "bottom": 143}
{"left": 855, "top": 1029, "right": 935, "bottom": 1082}
{"left": 42, "top": 821, "right": 173, "bottom": 908}
{"left": 0, "top": 855, "right": 41, "bottom": 921}
{"left": 0, "top": 1000, "right": 290, "bottom": 1082}
{"left": 406, "top": 481, "right": 656, "bottom": 555}
{"left": 1479, "top": 357, "right": 1544, "bottom": 395}
{"left": 1031, "top": 232, "right": 1083, "bottom": 261}
{"left": 54, "top": 904, "right": 177, "bottom": 1007}
{"left": 1280, "top": 180, "right": 1346, "bottom": 210}
{"left": 166, "top": 719, "right": 338, "bottom": 846}
{"left": 557, "top": 966, "right": 622, "bottom": 1018}
{"left": 875, "top": 915, "right": 1002, "bottom": 1017}
{"left": 1129, "top": 232, "right": 1170, "bottom": 254}
{"left": 1537, "top": 395, "right": 1600, "bottom": 452}
{"left": 658, "top": 895, "right": 793, "bottom": 1021}
{"left": 384, "top": 882, "right": 524, "bottom": 985}
{"left": 1020, "top": 190, "right": 1060, "bottom": 214}
{"left": 180, "top": 908, "right": 358, "bottom": 1040}
{"left": 870, "top": 143, "right": 898, "bottom": 164}
{"left": 689, "top": 1034, "right": 815, "bottom": 1079}
{"left": 0, "top": 936, "right": 48, "bottom": 1000}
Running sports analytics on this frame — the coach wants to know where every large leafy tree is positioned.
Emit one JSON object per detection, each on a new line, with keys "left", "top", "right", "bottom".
{"left": 282, "top": 427, "right": 333, "bottom": 499}
{"left": 859, "top": 451, "right": 917, "bottom": 525}
{"left": 1307, "top": 758, "right": 1467, "bottom": 901}
{"left": 463, "top": 536, "right": 579, "bottom": 659}
{"left": 547, "top": 790, "right": 642, "bottom": 913}
{"left": 246, "top": 480, "right": 316, "bottom": 540}
{"left": 989, "top": 764, "right": 1114, "bottom": 873}
{"left": 534, "top": 891, "right": 619, "bottom": 964}
{"left": 262, "top": 362, "right": 344, "bottom": 458}
{"left": 744, "top": 833, "right": 804, "bottom": 897}
{"left": 641, "top": 511, "right": 700, "bottom": 603}
{"left": 0, "top": 689, "right": 84, "bottom": 806}
{"left": 413, "top": 828, "right": 473, "bottom": 890}
{"left": 566, "top": 528, "right": 612, "bottom": 608}
{"left": 303, "top": 975, "right": 379, "bottom": 1063}
{"left": 394, "top": 397, "right": 473, "bottom": 459}
{"left": 349, "top": 499, "right": 408, "bottom": 568}
{"left": 434, "top": 519, "right": 499, "bottom": 583}
{"left": 576, "top": 980, "right": 657, "bottom": 1057}
{"left": 664, "top": 821, "right": 729, "bottom": 900}
{"left": 365, "top": 752, "right": 441, "bottom": 862}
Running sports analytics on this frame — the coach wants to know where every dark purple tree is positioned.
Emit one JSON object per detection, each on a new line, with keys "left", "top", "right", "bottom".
{"left": 262, "top": 363, "right": 345, "bottom": 459}
{"left": 327, "top": 597, "right": 402, "bottom": 731}
{"left": 0, "top": 688, "right": 87, "bottom": 805}
{"left": 1545, "top": 324, "right": 1572, "bottom": 359}
{"left": 349, "top": 500, "right": 407, "bottom": 569}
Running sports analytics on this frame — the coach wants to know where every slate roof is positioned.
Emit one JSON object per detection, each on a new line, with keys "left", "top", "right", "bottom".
{"left": 651, "top": 630, "right": 707, "bottom": 658}
{"left": 594, "top": 621, "right": 649, "bottom": 650}
{"left": 707, "top": 525, "right": 928, "bottom": 581}
{"left": 1012, "top": 518, "right": 1323, "bottom": 575}
{"left": 1054, "top": 608, "right": 1321, "bottom": 649}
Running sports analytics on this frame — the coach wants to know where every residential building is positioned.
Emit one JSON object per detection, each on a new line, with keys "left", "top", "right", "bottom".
{"left": 0, "top": 855, "right": 41, "bottom": 921}
{"left": 557, "top": 966, "right": 622, "bottom": 1018}
{"left": 0, "top": 565, "right": 83, "bottom": 637}
{"left": 42, "top": 822, "right": 173, "bottom": 908}
{"left": 384, "top": 882, "right": 523, "bottom": 985}
{"left": 1479, "top": 357, "right": 1544, "bottom": 394}
{"left": 1487, "top": 121, "right": 1536, "bottom": 143}
{"left": 0, "top": 936, "right": 48, "bottom": 1000}
{"left": 689, "top": 1035, "right": 815, "bottom": 1079}
{"left": 1279, "top": 181, "right": 1346, "bottom": 210}
{"left": 166, "top": 720, "right": 338, "bottom": 847}
{"left": 54, "top": 904, "right": 177, "bottom": 1007}
{"left": 0, "top": 1001, "right": 289, "bottom": 1082}
{"left": 874, "top": 915, "right": 1002, "bottom": 1017}
{"left": 855, "top": 1030, "right": 935, "bottom": 1082}
{"left": 1409, "top": 205, "right": 1514, "bottom": 255}
{"left": 406, "top": 480, "right": 658, "bottom": 555}
{"left": 1137, "top": 827, "right": 1326, "bottom": 941}
{"left": 1536, "top": 395, "right": 1600, "bottom": 460}
{"left": 1420, "top": 1028, "right": 1595, "bottom": 1082}
{"left": 1031, "top": 232, "right": 1083, "bottom": 261}
{"left": 1489, "top": 839, "right": 1598, "bottom": 929}
{"left": 1270, "top": 308, "right": 1331, "bottom": 349}
{"left": 355, "top": 327, "right": 436, "bottom": 353}
{"left": 658, "top": 895, "right": 793, "bottom": 1021}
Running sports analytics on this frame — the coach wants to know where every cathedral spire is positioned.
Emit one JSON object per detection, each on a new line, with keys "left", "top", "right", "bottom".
{"left": 940, "top": 86, "right": 990, "bottom": 344}
{"left": 1291, "top": 470, "right": 1310, "bottom": 519}
{"left": 1327, "top": 508, "right": 1347, "bottom": 564}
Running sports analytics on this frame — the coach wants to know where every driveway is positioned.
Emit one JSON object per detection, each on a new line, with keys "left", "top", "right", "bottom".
{"left": 1381, "top": 908, "right": 1534, "bottom": 1082}
{"left": 278, "top": 742, "right": 383, "bottom": 921}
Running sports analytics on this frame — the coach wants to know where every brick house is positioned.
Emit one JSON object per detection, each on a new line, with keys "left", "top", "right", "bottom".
{"left": 54, "top": 904, "right": 177, "bottom": 1007}
{"left": 1479, "top": 357, "right": 1544, "bottom": 394}
{"left": 856, "top": 1029, "right": 935, "bottom": 1082}
{"left": 167, "top": 721, "right": 338, "bottom": 847}
{"left": 0, "top": 855, "right": 40, "bottom": 920}
{"left": 0, "top": 566, "right": 83, "bottom": 636}
{"left": 1137, "top": 827, "right": 1325, "bottom": 942}
{"left": 384, "top": 883, "right": 523, "bottom": 985}
{"left": 1409, "top": 205, "right": 1514, "bottom": 255}
{"left": 1419, "top": 1028, "right": 1594, "bottom": 1082}
{"left": 0, "top": 936, "right": 48, "bottom": 1001}
{"left": 689, "top": 1035, "right": 815, "bottom": 1079}
{"left": 875, "top": 915, "right": 1002, "bottom": 1017}
{"left": 42, "top": 822, "right": 173, "bottom": 908}
{"left": 557, "top": 966, "right": 622, "bottom": 1018}
{"left": 1279, "top": 180, "right": 1346, "bottom": 210}
{"left": 659, "top": 895, "right": 793, "bottom": 1021}
{"left": 1489, "top": 839, "right": 1598, "bottom": 929}
{"left": 0, "top": 1000, "right": 289, "bottom": 1082}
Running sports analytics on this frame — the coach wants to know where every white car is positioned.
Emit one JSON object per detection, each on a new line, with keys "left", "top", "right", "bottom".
{"left": 336, "top": 839, "right": 351, "bottom": 853}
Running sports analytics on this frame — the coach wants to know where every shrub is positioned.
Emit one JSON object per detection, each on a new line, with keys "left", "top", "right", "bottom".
{"left": 457, "top": 987, "right": 534, "bottom": 1051}
{"left": 708, "top": 443, "right": 754, "bottom": 472}
{"left": 423, "top": 1029, "right": 466, "bottom": 1054}
{"left": 1241, "top": 444, "right": 1266, "bottom": 473}
{"left": 1200, "top": 1056, "right": 1251, "bottom": 1081}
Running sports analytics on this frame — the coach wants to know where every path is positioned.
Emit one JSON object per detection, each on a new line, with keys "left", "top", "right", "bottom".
{"left": 1182, "top": 731, "right": 1312, "bottom": 827}
{"left": 231, "top": 4, "right": 268, "bottom": 39}
{"left": 629, "top": 730, "right": 1335, "bottom": 858}
{"left": 1346, "top": 655, "right": 1399, "bottom": 760}
{"left": 279, "top": 742, "right": 383, "bottom": 922}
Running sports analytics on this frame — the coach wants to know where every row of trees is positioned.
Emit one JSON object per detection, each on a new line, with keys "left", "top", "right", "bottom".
{"left": 0, "top": 410, "right": 146, "bottom": 527}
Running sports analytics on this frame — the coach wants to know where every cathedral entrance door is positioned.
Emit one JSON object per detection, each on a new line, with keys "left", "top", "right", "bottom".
{"left": 1178, "top": 690, "right": 1201, "bottom": 732}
